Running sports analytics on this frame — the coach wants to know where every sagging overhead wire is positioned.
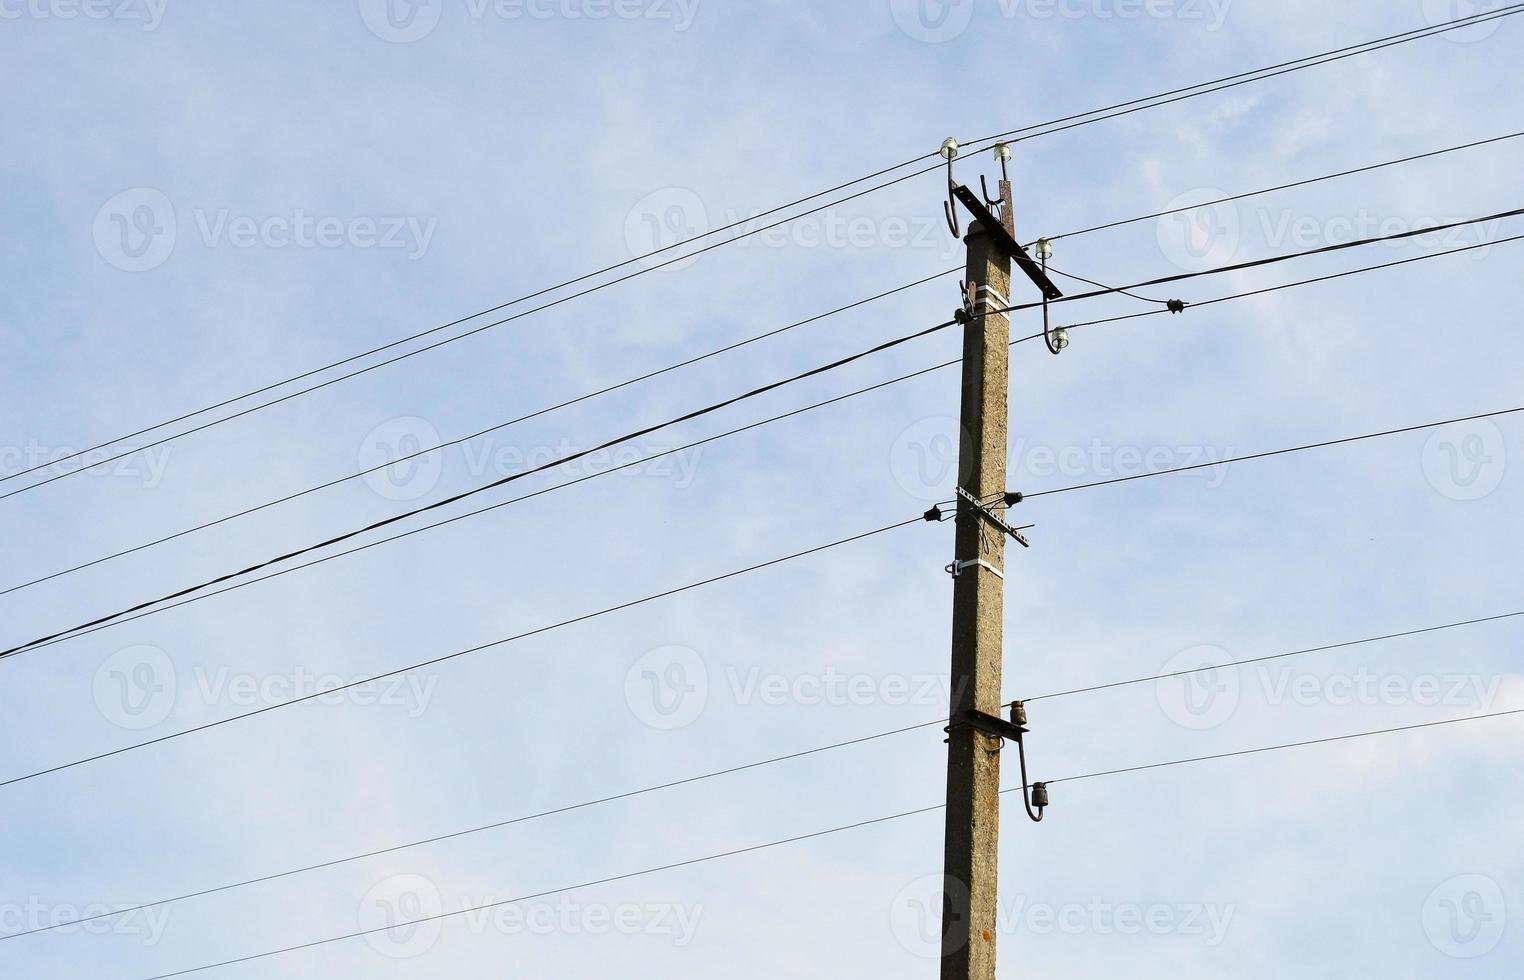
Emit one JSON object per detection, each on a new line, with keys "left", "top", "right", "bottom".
{"left": 7, "top": 3, "right": 1518, "bottom": 497}
{"left": 17, "top": 605, "right": 1519, "bottom": 942}
{"left": 0, "top": 267, "right": 962, "bottom": 598}
{"left": 6, "top": 212, "right": 1520, "bottom": 661}
{"left": 131, "top": 706, "right": 1524, "bottom": 979}
{"left": 1040, "top": 128, "right": 1524, "bottom": 245}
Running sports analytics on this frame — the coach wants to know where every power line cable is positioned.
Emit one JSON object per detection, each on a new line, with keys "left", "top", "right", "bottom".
{"left": 16, "top": 604, "right": 1521, "bottom": 940}
{"left": 0, "top": 320, "right": 965, "bottom": 657}
{"left": 8, "top": 216, "right": 1517, "bottom": 659}
{"left": 1043, "top": 229, "right": 1524, "bottom": 337}
{"left": 0, "top": 718, "right": 944, "bottom": 941}
{"left": 1023, "top": 404, "right": 1524, "bottom": 500}
{"left": 14, "top": 185, "right": 1524, "bottom": 597}
{"left": 0, "top": 517, "right": 928, "bottom": 787}
{"left": 1043, "top": 128, "right": 1524, "bottom": 243}
{"left": 1051, "top": 706, "right": 1524, "bottom": 784}
{"left": 8, "top": 4, "right": 1515, "bottom": 495}
{"left": 990, "top": 205, "right": 1524, "bottom": 318}
{"left": 1025, "top": 610, "right": 1524, "bottom": 702}
{"left": 132, "top": 706, "right": 1524, "bottom": 979}
{"left": 964, "top": 4, "right": 1524, "bottom": 152}
{"left": 0, "top": 267, "right": 961, "bottom": 597}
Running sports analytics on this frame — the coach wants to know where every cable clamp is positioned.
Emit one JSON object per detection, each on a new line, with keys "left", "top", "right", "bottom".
{"left": 946, "top": 558, "right": 1004, "bottom": 580}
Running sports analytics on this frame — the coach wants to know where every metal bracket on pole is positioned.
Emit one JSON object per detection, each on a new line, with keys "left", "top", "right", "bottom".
{"left": 946, "top": 701, "right": 1049, "bottom": 823}
{"left": 950, "top": 184, "right": 1064, "bottom": 301}
{"left": 956, "top": 487, "right": 1031, "bottom": 549}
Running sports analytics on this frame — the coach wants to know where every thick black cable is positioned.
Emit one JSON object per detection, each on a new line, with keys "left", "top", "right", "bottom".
{"left": 993, "top": 206, "right": 1524, "bottom": 319}
{"left": 3, "top": 361, "right": 973, "bottom": 661}
{"left": 10, "top": 4, "right": 1515, "bottom": 495}
{"left": 1053, "top": 230, "right": 1524, "bottom": 334}
{"left": 25, "top": 193, "right": 1520, "bottom": 599}
{"left": 0, "top": 517, "right": 925, "bottom": 788}
{"left": 0, "top": 717, "right": 945, "bottom": 941}
{"left": 10, "top": 213, "right": 1517, "bottom": 659}
{"left": 0, "top": 267, "right": 960, "bottom": 597}
{"left": 135, "top": 706, "right": 1523, "bottom": 979}
{"left": 0, "top": 321, "right": 961, "bottom": 658}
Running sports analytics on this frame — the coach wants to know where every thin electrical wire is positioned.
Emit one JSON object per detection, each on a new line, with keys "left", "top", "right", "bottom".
{"left": 0, "top": 320, "right": 962, "bottom": 658}
{"left": 965, "top": 4, "right": 1524, "bottom": 151}
{"left": 0, "top": 173, "right": 946, "bottom": 503}
{"left": 1023, "top": 405, "right": 1524, "bottom": 499}
{"left": 1053, "top": 229, "right": 1524, "bottom": 335}
{"left": 990, "top": 205, "right": 1524, "bottom": 319}
{"left": 1025, "top": 610, "right": 1524, "bottom": 702}
{"left": 9, "top": 3, "right": 1515, "bottom": 495}
{"left": 1051, "top": 707, "right": 1524, "bottom": 784}
{"left": 1044, "top": 264, "right": 1177, "bottom": 305}
{"left": 132, "top": 706, "right": 1524, "bottom": 979}
{"left": 25, "top": 196, "right": 1523, "bottom": 599}
{"left": 16, "top": 604, "right": 1521, "bottom": 939}
{"left": 8, "top": 219, "right": 1516, "bottom": 660}
{"left": 0, "top": 718, "right": 946, "bottom": 941}
{"left": 0, "top": 267, "right": 962, "bottom": 597}
{"left": 0, "top": 517, "right": 927, "bottom": 788}
{"left": 1043, "top": 128, "right": 1524, "bottom": 243}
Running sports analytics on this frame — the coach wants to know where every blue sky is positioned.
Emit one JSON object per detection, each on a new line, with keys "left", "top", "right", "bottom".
{"left": 1, "top": 1, "right": 1521, "bottom": 977}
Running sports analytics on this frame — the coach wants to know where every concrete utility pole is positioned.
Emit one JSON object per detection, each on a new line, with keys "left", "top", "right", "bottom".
{"left": 938, "top": 213, "right": 1014, "bottom": 980}
{"left": 936, "top": 151, "right": 1060, "bottom": 979}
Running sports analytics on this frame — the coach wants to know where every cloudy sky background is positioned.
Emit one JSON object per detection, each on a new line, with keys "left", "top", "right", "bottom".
{"left": 1, "top": 1, "right": 1521, "bottom": 977}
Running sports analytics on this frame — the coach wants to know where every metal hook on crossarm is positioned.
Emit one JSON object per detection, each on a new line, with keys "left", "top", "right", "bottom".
{"left": 1037, "top": 238, "right": 1068, "bottom": 356}
{"left": 946, "top": 700, "right": 1048, "bottom": 823}
{"left": 980, "top": 143, "right": 1014, "bottom": 213}
{"left": 940, "top": 137, "right": 962, "bottom": 238}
